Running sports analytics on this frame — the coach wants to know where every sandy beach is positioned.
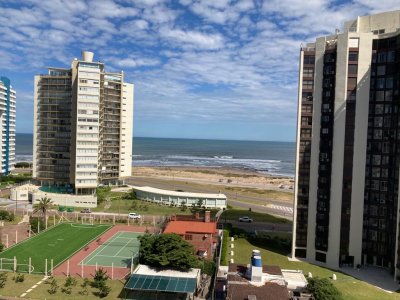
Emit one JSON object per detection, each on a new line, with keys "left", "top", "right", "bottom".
{"left": 131, "top": 166, "right": 294, "bottom": 192}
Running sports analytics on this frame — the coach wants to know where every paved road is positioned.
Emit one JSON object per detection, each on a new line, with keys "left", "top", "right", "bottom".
{"left": 127, "top": 176, "right": 294, "bottom": 220}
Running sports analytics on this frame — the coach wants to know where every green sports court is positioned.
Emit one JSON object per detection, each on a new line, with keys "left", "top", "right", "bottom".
{"left": 80, "top": 231, "right": 142, "bottom": 268}
{"left": 0, "top": 223, "right": 111, "bottom": 274}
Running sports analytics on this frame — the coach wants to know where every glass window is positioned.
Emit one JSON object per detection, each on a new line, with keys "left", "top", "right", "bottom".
{"left": 348, "top": 64, "right": 358, "bottom": 74}
{"left": 375, "top": 79, "right": 385, "bottom": 89}
{"left": 347, "top": 90, "right": 356, "bottom": 101}
{"left": 377, "top": 65, "right": 386, "bottom": 76}
{"left": 377, "top": 52, "right": 387, "bottom": 63}
{"left": 303, "top": 67, "right": 314, "bottom": 77}
{"left": 387, "top": 51, "right": 395, "bottom": 62}
{"left": 303, "top": 80, "right": 314, "bottom": 89}
{"left": 386, "top": 77, "right": 393, "bottom": 89}
{"left": 304, "top": 55, "right": 315, "bottom": 65}
{"left": 348, "top": 52, "right": 358, "bottom": 61}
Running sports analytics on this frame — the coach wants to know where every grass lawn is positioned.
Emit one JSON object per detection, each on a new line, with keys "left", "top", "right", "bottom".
{"left": 29, "top": 275, "right": 125, "bottom": 299}
{"left": 0, "top": 273, "right": 125, "bottom": 299}
{"left": 0, "top": 273, "right": 44, "bottom": 298}
{"left": 0, "top": 223, "right": 111, "bottom": 274}
{"left": 221, "top": 209, "right": 291, "bottom": 224}
{"left": 92, "top": 197, "right": 193, "bottom": 216}
{"left": 233, "top": 238, "right": 398, "bottom": 300}
{"left": 225, "top": 186, "right": 293, "bottom": 201}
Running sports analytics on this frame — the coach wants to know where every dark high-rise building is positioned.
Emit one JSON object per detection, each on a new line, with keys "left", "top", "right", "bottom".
{"left": 292, "top": 10, "right": 400, "bottom": 279}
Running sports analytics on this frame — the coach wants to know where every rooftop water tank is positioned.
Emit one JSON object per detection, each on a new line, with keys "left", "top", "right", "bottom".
{"left": 82, "top": 51, "right": 94, "bottom": 62}
{"left": 251, "top": 255, "right": 262, "bottom": 267}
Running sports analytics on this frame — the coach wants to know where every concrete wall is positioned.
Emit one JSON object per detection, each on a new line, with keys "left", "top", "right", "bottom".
{"left": 120, "top": 82, "right": 134, "bottom": 178}
{"left": 326, "top": 33, "right": 348, "bottom": 268}
{"left": 10, "top": 184, "right": 97, "bottom": 208}
{"left": 306, "top": 36, "right": 325, "bottom": 263}
{"left": 348, "top": 32, "right": 372, "bottom": 267}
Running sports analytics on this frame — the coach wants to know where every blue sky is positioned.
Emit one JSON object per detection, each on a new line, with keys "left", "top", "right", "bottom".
{"left": 1, "top": 0, "right": 399, "bottom": 142}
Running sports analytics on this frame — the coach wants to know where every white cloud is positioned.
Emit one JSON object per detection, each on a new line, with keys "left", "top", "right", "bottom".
{"left": 160, "top": 28, "right": 224, "bottom": 49}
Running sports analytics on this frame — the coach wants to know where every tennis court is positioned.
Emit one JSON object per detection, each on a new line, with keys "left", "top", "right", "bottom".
{"left": 80, "top": 231, "right": 141, "bottom": 268}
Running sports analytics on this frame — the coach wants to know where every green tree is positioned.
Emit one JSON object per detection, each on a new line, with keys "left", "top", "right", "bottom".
{"left": 33, "top": 197, "right": 53, "bottom": 228}
{"left": 307, "top": 277, "right": 342, "bottom": 300}
{"left": 96, "top": 187, "right": 111, "bottom": 204}
{"left": 138, "top": 233, "right": 198, "bottom": 271}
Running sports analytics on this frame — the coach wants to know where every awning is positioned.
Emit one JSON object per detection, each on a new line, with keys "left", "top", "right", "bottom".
{"left": 125, "top": 274, "right": 197, "bottom": 293}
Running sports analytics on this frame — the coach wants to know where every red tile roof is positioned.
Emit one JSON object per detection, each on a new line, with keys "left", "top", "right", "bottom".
{"left": 164, "top": 221, "right": 217, "bottom": 235}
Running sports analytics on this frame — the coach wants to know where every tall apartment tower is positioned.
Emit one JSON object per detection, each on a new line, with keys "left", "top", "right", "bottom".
{"left": 292, "top": 10, "right": 400, "bottom": 278}
{"left": 0, "top": 77, "right": 16, "bottom": 175}
{"left": 33, "top": 51, "right": 134, "bottom": 195}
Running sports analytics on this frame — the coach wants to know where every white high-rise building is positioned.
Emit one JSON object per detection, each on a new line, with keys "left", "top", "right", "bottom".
{"left": 292, "top": 10, "right": 400, "bottom": 278}
{"left": 33, "top": 51, "right": 134, "bottom": 195}
{"left": 0, "top": 76, "right": 16, "bottom": 175}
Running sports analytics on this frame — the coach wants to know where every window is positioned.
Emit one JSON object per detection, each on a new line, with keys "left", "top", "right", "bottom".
{"left": 386, "top": 77, "right": 393, "bottom": 89}
{"left": 348, "top": 52, "right": 358, "bottom": 61}
{"left": 184, "top": 234, "right": 192, "bottom": 240}
{"left": 387, "top": 51, "right": 395, "bottom": 62}
{"left": 377, "top": 52, "right": 387, "bottom": 63}
{"left": 347, "top": 78, "right": 357, "bottom": 89}
{"left": 348, "top": 65, "right": 358, "bottom": 75}
{"left": 303, "top": 68, "right": 314, "bottom": 78}
{"left": 347, "top": 90, "right": 356, "bottom": 101}
{"left": 375, "top": 79, "right": 385, "bottom": 89}
{"left": 303, "top": 55, "right": 315, "bottom": 65}
{"left": 377, "top": 65, "right": 385, "bottom": 76}
{"left": 303, "top": 80, "right": 314, "bottom": 89}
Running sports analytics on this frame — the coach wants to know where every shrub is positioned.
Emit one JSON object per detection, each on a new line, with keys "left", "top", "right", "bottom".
{"left": 92, "top": 268, "right": 109, "bottom": 288}
{"left": 97, "top": 281, "right": 111, "bottom": 298}
{"left": 307, "top": 277, "right": 342, "bottom": 300}
{"left": 0, "top": 243, "right": 4, "bottom": 253}
{"left": 200, "top": 260, "right": 216, "bottom": 276}
{"left": 64, "top": 276, "right": 77, "bottom": 287}
{"left": 30, "top": 217, "right": 46, "bottom": 233}
{"left": 13, "top": 273, "right": 24, "bottom": 283}
{"left": 0, "top": 272, "right": 7, "bottom": 288}
{"left": 220, "top": 229, "right": 229, "bottom": 266}
{"left": 0, "top": 211, "right": 10, "bottom": 221}
{"left": 48, "top": 278, "right": 58, "bottom": 294}
{"left": 61, "top": 286, "right": 72, "bottom": 294}
{"left": 81, "top": 277, "right": 90, "bottom": 288}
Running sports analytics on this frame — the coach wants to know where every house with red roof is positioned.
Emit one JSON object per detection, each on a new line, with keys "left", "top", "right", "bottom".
{"left": 163, "top": 211, "right": 218, "bottom": 258}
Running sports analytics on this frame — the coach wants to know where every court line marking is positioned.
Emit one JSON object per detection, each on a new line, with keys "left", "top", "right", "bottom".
{"left": 80, "top": 231, "right": 141, "bottom": 266}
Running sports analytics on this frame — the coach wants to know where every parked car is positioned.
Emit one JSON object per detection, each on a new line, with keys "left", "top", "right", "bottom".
{"left": 80, "top": 208, "right": 91, "bottom": 213}
{"left": 239, "top": 216, "right": 253, "bottom": 223}
{"left": 128, "top": 212, "right": 141, "bottom": 219}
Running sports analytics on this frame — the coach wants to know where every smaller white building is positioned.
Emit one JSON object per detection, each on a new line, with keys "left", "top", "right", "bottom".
{"left": 133, "top": 186, "right": 227, "bottom": 209}
{"left": 10, "top": 184, "right": 97, "bottom": 208}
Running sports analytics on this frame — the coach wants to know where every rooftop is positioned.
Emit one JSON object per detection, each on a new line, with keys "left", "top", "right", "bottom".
{"left": 164, "top": 220, "right": 217, "bottom": 235}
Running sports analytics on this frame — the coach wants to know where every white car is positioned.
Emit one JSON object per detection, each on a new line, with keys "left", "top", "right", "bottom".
{"left": 239, "top": 216, "right": 253, "bottom": 223}
{"left": 128, "top": 213, "right": 141, "bottom": 219}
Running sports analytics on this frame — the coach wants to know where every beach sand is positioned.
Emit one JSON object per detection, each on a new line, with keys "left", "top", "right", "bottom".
{"left": 131, "top": 166, "right": 294, "bottom": 192}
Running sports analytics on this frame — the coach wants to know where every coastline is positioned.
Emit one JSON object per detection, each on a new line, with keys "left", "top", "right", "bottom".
{"left": 131, "top": 166, "right": 294, "bottom": 192}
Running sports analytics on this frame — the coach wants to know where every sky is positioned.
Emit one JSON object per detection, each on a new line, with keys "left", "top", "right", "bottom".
{"left": 1, "top": 1, "right": 399, "bottom": 142}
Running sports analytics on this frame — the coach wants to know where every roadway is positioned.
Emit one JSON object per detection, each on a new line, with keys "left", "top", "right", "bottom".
{"left": 126, "top": 176, "right": 294, "bottom": 220}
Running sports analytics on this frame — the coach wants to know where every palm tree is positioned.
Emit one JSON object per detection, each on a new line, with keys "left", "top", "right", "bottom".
{"left": 33, "top": 197, "right": 53, "bottom": 229}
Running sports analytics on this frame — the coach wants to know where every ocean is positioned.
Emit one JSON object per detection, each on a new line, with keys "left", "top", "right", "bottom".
{"left": 16, "top": 134, "right": 295, "bottom": 177}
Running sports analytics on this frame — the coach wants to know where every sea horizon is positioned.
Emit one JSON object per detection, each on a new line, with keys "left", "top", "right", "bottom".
{"left": 15, "top": 133, "right": 296, "bottom": 177}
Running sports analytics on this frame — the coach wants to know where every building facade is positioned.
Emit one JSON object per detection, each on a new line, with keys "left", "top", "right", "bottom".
{"left": 0, "top": 76, "right": 16, "bottom": 175}
{"left": 133, "top": 186, "right": 227, "bottom": 209}
{"left": 33, "top": 51, "right": 133, "bottom": 195}
{"left": 163, "top": 211, "right": 218, "bottom": 258}
{"left": 292, "top": 10, "right": 400, "bottom": 278}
